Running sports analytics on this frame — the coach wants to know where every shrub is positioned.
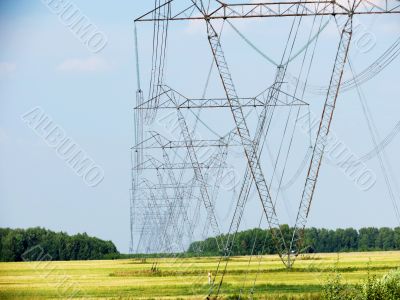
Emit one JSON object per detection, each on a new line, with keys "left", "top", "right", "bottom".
{"left": 322, "top": 268, "right": 400, "bottom": 300}
{"left": 321, "top": 272, "right": 355, "bottom": 300}
{"left": 360, "top": 268, "right": 400, "bottom": 300}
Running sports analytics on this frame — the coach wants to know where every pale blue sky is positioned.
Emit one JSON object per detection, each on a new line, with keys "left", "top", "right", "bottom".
{"left": 0, "top": 1, "right": 399, "bottom": 252}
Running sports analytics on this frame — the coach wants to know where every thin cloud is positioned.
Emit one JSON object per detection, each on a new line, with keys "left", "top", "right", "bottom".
{"left": 0, "top": 62, "right": 16, "bottom": 74}
{"left": 57, "top": 57, "right": 111, "bottom": 72}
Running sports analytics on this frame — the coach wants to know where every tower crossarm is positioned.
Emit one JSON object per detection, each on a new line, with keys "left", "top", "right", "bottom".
{"left": 135, "top": 0, "right": 400, "bottom": 22}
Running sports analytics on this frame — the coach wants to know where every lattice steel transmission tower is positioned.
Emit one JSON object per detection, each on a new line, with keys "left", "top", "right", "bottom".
{"left": 132, "top": 0, "right": 400, "bottom": 280}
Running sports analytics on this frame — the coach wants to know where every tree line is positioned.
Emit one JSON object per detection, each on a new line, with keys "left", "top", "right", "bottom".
{"left": 187, "top": 226, "right": 400, "bottom": 256}
{"left": 0, "top": 227, "right": 119, "bottom": 262}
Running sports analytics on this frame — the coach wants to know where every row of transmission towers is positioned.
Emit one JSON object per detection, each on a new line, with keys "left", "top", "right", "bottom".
{"left": 131, "top": 0, "right": 400, "bottom": 297}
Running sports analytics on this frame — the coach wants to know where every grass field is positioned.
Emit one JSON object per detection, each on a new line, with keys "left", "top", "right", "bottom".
{"left": 0, "top": 251, "right": 399, "bottom": 299}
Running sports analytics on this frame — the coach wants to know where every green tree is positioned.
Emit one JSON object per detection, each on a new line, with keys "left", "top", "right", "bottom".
{"left": 0, "top": 227, "right": 119, "bottom": 262}
{"left": 377, "top": 228, "right": 395, "bottom": 250}
{"left": 359, "top": 227, "right": 379, "bottom": 251}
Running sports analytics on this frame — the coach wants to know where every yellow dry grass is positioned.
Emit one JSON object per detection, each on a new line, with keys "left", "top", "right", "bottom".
{"left": 0, "top": 251, "right": 399, "bottom": 299}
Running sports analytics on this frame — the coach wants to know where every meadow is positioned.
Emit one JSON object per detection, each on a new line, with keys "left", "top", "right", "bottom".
{"left": 0, "top": 251, "right": 399, "bottom": 299}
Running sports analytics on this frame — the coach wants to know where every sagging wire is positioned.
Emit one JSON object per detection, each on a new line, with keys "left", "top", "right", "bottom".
{"left": 349, "top": 61, "right": 400, "bottom": 226}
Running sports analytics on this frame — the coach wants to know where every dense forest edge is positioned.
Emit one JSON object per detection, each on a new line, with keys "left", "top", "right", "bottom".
{"left": 0, "top": 227, "right": 119, "bottom": 262}
{"left": 187, "top": 226, "right": 400, "bottom": 256}
{"left": 2, "top": 226, "right": 400, "bottom": 262}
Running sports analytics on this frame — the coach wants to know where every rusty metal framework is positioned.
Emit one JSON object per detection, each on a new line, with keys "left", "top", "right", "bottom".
{"left": 131, "top": 0, "right": 400, "bottom": 297}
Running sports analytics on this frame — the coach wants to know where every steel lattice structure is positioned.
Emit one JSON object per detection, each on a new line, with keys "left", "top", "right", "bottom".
{"left": 132, "top": 0, "right": 400, "bottom": 297}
